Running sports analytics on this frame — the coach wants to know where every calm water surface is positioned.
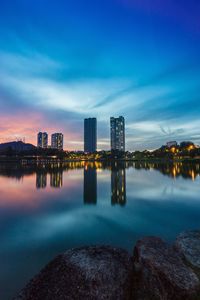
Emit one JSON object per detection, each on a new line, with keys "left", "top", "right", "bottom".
{"left": 1, "top": 161, "right": 200, "bottom": 299}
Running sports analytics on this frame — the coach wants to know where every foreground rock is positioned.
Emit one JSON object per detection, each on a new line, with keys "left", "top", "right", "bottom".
{"left": 15, "top": 246, "right": 133, "bottom": 300}
{"left": 133, "top": 236, "right": 200, "bottom": 300}
{"left": 15, "top": 231, "right": 200, "bottom": 300}
{"left": 175, "top": 230, "right": 200, "bottom": 270}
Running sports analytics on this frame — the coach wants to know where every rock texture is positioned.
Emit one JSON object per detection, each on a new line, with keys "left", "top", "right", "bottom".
{"left": 15, "top": 246, "right": 133, "bottom": 300}
{"left": 14, "top": 231, "right": 200, "bottom": 300}
{"left": 175, "top": 230, "right": 200, "bottom": 269}
{"left": 133, "top": 236, "right": 200, "bottom": 300}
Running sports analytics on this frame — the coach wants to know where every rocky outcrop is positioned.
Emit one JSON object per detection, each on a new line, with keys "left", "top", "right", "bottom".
{"left": 175, "top": 230, "right": 200, "bottom": 270}
{"left": 15, "top": 246, "right": 133, "bottom": 300}
{"left": 15, "top": 231, "right": 200, "bottom": 300}
{"left": 133, "top": 236, "right": 200, "bottom": 300}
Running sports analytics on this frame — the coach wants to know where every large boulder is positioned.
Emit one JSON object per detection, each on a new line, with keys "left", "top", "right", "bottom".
{"left": 133, "top": 236, "right": 200, "bottom": 300}
{"left": 175, "top": 230, "right": 200, "bottom": 270}
{"left": 15, "top": 246, "right": 133, "bottom": 300}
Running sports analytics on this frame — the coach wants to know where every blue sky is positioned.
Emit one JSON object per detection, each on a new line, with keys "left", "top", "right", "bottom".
{"left": 0, "top": 0, "right": 200, "bottom": 150}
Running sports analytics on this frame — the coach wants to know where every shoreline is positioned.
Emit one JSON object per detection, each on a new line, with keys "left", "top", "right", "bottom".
{"left": 1, "top": 157, "right": 200, "bottom": 164}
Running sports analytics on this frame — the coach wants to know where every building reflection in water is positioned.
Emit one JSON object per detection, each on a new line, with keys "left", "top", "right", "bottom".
{"left": 50, "top": 171, "right": 63, "bottom": 188}
{"left": 111, "top": 166, "right": 126, "bottom": 206}
{"left": 36, "top": 173, "right": 47, "bottom": 189}
{"left": 134, "top": 162, "right": 199, "bottom": 181}
{"left": 84, "top": 165, "right": 97, "bottom": 204}
{"left": 4, "top": 160, "right": 200, "bottom": 193}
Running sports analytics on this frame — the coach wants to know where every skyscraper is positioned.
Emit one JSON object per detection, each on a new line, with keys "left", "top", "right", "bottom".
{"left": 37, "top": 132, "right": 48, "bottom": 148}
{"left": 51, "top": 133, "right": 64, "bottom": 150}
{"left": 84, "top": 118, "right": 97, "bottom": 152}
{"left": 110, "top": 116, "right": 125, "bottom": 151}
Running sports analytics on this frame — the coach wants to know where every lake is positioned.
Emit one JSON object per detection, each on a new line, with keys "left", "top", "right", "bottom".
{"left": 1, "top": 161, "right": 200, "bottom": 299}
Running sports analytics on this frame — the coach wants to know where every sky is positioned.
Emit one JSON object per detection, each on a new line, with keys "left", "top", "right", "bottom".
{"left": 0, "top": 0, "right": 200, "bottom": 151}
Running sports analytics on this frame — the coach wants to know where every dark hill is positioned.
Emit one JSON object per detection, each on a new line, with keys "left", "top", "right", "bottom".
{"left": 0, "top": 141, "right": 35, "bottom": 152}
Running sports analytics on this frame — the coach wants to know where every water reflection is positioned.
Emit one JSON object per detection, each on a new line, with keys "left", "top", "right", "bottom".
{"left": 111, "top": 165, "right": 126, "bottom": 206}
{"left": 36, "top": 173, "right": 47, "bottom": 189}
{"left": 50, "top": 171, "right": 63, "bottom": 188}
{"left": 133, "top": 162, "right": 200, "bottom": 180}
{"left": 1, "top": 160, "right": 200, "bottom": 300}
{"left": 42, "top": 161, "right": 200, "bottom": 206}
{"left": 84, "top": 165, "right": 97, "bottom": 204}
{"left": 0, "top": 161, "right": 200, "bottom": 189}
{"left": 0, "top": 161, "right": 200, "bottom": 180}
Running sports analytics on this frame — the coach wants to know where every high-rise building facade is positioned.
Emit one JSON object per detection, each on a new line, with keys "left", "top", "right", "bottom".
{"left": 110, "top": 116, "right": 125, "bottom": 151}
{"left": 84, "top": 118, "right": 97, "bottom": 152}
{"left": 37, "top": 132, "right": 48, "bottom": 148}
{"left": 51, "top": 133, "right": 64, "bottom": 150}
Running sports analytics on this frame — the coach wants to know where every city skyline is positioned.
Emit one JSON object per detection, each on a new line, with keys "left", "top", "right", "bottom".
{"left": 34, "top": 118, "right": 195, "bottom": 152}
{"left": 1, "top": 121, "right": 199, "bottom": 152}
{"left": 1, "top": 2, "right": 200, "bottom": 299}
{"left": 0, "top": 1, "right": 200, "bottom": 151}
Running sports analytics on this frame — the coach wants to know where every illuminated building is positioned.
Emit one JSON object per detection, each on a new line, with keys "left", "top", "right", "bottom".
{"left": 110, "top": 116, "right": 125, "bottom": 151}
{"left": 111, "top": 167, "right": 126, "bottom": 205}
{"left": 84, "top": 166, "right": 97, "bottom": 204}
{"left": 37, "top": 132, "right": 48, "bottom": 148}
{"left": 84, "top": 118, "right": 97, "bottom": 153}
{"left": 166, "top": 141, "right": 177, "bottom": 148}
{"left": 180, "top": 141, "right": 195, "bottom": 149}
{"left": 51, "top": 133, "right": 64, "bottom": 150}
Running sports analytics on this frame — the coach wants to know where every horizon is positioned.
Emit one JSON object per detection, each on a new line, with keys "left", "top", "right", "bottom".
{"left": 0, "top": 135, "right": 198, "bottom": 153}
{"left": 0, "top": 0, "right": 200, "bottom": 151}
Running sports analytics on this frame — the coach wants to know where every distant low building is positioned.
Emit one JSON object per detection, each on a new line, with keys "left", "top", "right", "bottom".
{"left": 51, "top": 133, "right": 64, "bottom": 150}
{"left": 166, "top": 141, "right": 177, "bottom": 148}
{"left": 180, "top": 141, "right": 195, "bottom": 151}
{"left": 37, "top": 132, "right": 48, "bottom": 148}
{"left": 180, "top": 141, "right": 194, "bottom": 148}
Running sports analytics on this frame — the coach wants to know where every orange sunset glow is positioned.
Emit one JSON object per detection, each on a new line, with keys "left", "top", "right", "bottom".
{"left": 0, "top": 112, "right": 82, "bottom": 150}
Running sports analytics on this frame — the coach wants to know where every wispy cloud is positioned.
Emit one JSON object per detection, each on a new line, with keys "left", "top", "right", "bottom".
{"left": 0, "top": 50, "right": 200, "bottom": 150}
{"left": 0, "top": 0, "right": 200, "bottom": 150}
